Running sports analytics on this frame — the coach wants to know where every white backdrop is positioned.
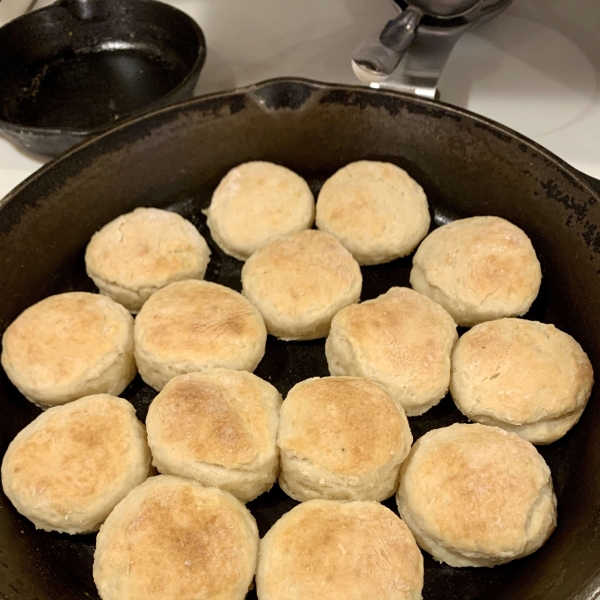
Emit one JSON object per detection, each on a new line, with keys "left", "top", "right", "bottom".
{"left": 1, "top": 0, "right": 599, "bottom": 199}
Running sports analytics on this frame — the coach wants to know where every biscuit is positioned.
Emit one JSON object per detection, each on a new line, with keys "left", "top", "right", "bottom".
{"left": 257, "top": 499, "right": 423, "bottom": 600}
{"left": 410, "top": 216, "right": 542, "bottom": 326}
{"left": 1, "top": 292, "right": 136, "bottom": 408}
{"left": 94, "top": 475, "right": 258, "bottom": 600}
{"left": 1, "top": 394, "right": 150, "bottom": 534}
{"left": 316, "top": 161, "right": 430, "bottom": 265}
{"left": 85, "top": 207, "right": 211, "bottom": 313}
{"left": 241, "top": 230, "right": 362, "bottom": 340}
{"left": 450, "top": 318, "right": 594, "bottom": 444}
{"left": 205, "top": 161, "right": 315, "bottom": 261}
{"left": 278, "top": 376, "right": 412, "bottom": 502}
{"left": 326, "top": 287, "right": 457, "bottom": 416}
{"left": 146, "top": 369, "right": 282, "bottom": 502}
{"left": 397, "top": 423, "right": 557, "bottom": 567}
{"left": 134, "top": 280, "right": 267, "bottom": 390}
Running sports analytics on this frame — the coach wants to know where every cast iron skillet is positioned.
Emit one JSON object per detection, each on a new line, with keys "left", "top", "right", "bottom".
{"left": 1, "top": 78, "right": 600, "bottom": 600}
{"left": 0, "top": 0, "right": 205, "bottom": 156}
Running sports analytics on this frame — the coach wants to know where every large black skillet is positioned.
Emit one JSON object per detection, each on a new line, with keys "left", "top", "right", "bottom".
{"left": 1, "top": 78, "right": 600, "bottom": 600}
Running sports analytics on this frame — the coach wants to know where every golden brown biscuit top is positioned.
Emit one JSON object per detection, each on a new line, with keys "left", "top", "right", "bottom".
{"left": 1, "top": 292, "right": 132, "bottom": 390}
{"left": 261, "top": 500, "right": 422, "bottom": 600}
{"left": 85, "top": 208, "right": 208, "bottom": 289}
{"left": 148, "top": 370, "right": 280, "bottom": 469}
{"left": 316, "top": 160, "right": 428, "bottom": 244}
{"left": 333, "top": 287, "right": 456, "bottom": 376}
{"left": 2, "top": 395, "right": 141, "bottom": 513}
{"left": 413, "top": 216, "right": 541, "bottom": 307}
{"left": 400, "top": 423, "right": 551, "bottom": 555}
{"left": 279, "top": 377, "right": 405, "bottom": 475}
{"left": 451, "top": 318, "right": 594, "bottom": 423}
{"left": 96, "top": 476, "right": 256, "bottom": 600}
{"left": 242, "top": 230, "right": 362, "bottom": 319}
{"left": 209, "top": 161, "right": 314, "bottom": 251}
{"left": 135, "top": 280, "right": 266, "bottom": 361}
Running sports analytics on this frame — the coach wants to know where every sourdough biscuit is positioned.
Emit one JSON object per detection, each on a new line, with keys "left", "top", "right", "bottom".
{"left": 1, "top": 394, "right": 150, "bottom": 534}
{"left": 1, "top": 292, "right": 136, "bottom": 407}
{"left": 397, "top": 423, "right": 557, "bottom": 567}
{"left": 316, "top": 161, "right": 430, "bottom": 265}
{"left": 146, "top": 369, "right": 282, "bottom": 502}
{"left": 278, "top": 376, "right": 412, "bottom": 502}
{"left": 326, "top": 287, "right": 457, "bottom": 416}
{"left": 450, "top": 318, "right": 593, "bottom": 444}
{"left": 85, "top": 207, "right": 211, "bottom": 313}
{"left": 134, "top": 280, "right": 267, "bottom": 390}
{"left": 94, "top": 475, "right": 258, "bottom": 600}
{"left": 241, "top": 230, "right": 362, "bottom": 340}
{"left": 205, "top": 161, "right": 315, "bottom": 261}
{"left": 257, "top": 499, "right": 423, "bottom": 600}
{"left": 410, "top": 216, "right": 542, "bottom": 326}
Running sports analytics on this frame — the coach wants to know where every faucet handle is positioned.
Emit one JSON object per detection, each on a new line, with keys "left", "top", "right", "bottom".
{"left": 351, "top": 6, "right": 422, "bottom": 82}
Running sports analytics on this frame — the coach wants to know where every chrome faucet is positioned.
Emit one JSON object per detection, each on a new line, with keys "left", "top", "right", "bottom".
{"left": 352, "top": 0, "right": 513, "bottom": 98}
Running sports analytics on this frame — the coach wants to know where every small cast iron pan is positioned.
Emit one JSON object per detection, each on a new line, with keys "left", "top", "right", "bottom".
{"left": 0, "top": 0, "right": 206, "bottom": 156}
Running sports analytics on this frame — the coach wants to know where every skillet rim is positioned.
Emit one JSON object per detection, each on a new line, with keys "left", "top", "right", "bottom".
{"left": 1, "top": 77, "right": 598, "bottom": 206}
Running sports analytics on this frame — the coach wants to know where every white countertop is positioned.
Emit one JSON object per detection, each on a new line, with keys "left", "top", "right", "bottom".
{"left": 1, "top": 0, "right": 599, "bottom": 199}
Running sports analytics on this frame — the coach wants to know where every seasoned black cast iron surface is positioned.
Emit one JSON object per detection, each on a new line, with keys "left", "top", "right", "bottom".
{"left": 0, "top": 79, "right": 600, "bottom": 600}
{"left": 0, "top": 0, "right": 205, "bottom": 155}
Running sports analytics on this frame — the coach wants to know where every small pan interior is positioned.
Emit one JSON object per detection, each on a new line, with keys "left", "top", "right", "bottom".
{"left": 0, "top": 0, "right": 203, "bottom": 131}
{"left": 0, "top": 79, "right": 599, "bottom": 600}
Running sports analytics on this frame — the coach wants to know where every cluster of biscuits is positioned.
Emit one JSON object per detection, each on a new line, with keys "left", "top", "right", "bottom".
{"left": 0, "top": 161, "right": 594, "bottom": 600}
